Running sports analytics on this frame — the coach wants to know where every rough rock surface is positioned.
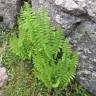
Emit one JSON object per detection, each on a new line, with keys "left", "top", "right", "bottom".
{"left": 0, "top": 0, "right": 21, "bottom": 30}
{"left": 31, "top": 0, "right": 96, "bottom": 95}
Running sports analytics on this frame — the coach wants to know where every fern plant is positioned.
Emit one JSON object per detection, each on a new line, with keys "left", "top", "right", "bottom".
{"left": 10, "top": 2, "right": 78, "bottom": 91}
{"left": 33, "top": 38, "right": 78, "bottom": 89}
{"left": 10, "top": 3, "right": 36, "bottom": 60}
{"left": 31, "top": 4, "right": 78, "bottom": 89}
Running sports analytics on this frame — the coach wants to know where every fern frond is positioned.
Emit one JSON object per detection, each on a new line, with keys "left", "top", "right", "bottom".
{"left": 10, "top": 2, "right": 78, "bottom": 89}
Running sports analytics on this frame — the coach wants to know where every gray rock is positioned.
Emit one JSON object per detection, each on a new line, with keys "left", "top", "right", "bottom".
{"left": 0, "top": 67, "right": 8, "bottom": 88}
{"left": 70, "top": 21, "right": 96, "bottom": 95}
{"left": 0, "top": 0, "right": 21, "bottom": 30}
{"left": 55, "top": 0, "right": 86, "bottom": 15}
{"left": 55, "top": 0, "right": 96, "bottom": 22}
{"left": 31, "top": 0, "right": 96, "bottom": 95}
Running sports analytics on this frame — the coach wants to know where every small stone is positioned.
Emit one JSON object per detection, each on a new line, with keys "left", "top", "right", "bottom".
{"left": 0, "top": 67, "right": 8, "bottom": 88}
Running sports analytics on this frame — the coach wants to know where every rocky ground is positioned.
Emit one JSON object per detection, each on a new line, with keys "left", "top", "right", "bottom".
{"left": 0, "top": 0, "right": 96, "bottom": 95}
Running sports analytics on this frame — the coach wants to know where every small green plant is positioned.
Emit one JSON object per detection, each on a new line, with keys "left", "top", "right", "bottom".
{"left": 2, "top": 49, "right": 21, "bottom": 67}
{"left": 10, "top": 3, "right": 35, "bottom": 60}
{"left": 10, "top": 2, "right": 78, "bottom": 94}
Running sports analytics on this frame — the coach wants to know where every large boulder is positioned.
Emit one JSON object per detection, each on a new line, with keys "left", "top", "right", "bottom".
{"left": 70, "top": 21, "right": 96, "bottom": 95}
{"left": 0, "top": 0, "right": 21, "bottom": 30}
{"left": 31, "top": 0, "right": 96, "bottom": 95}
